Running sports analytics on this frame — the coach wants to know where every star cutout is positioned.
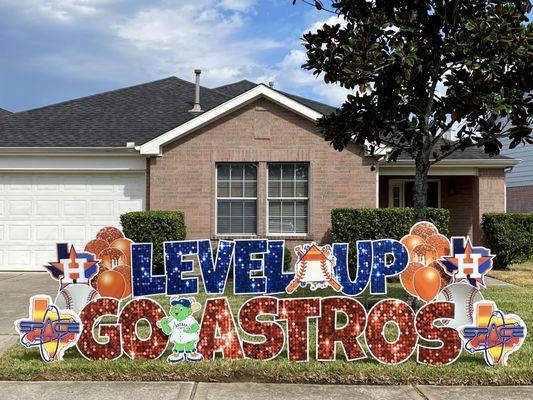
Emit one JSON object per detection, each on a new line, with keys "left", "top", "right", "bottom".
{"left": 439, "top": 237, "right": 494, "bottom": 288}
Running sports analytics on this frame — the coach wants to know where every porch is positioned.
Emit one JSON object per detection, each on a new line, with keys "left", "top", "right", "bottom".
{"left": 377, "top": 166, "right": 507, "bottom": 243}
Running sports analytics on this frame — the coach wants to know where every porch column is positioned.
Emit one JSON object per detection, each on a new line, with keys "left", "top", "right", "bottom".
{"left": 472, "top": 168, "right": 506, "bottom": 244}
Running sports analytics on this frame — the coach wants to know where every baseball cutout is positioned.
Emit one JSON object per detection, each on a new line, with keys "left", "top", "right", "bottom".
{"left": 435, "top": 283, "right": 484, "bottom": 329}
{"left": 55, "top": 284, "right": 100, "bottom": 314}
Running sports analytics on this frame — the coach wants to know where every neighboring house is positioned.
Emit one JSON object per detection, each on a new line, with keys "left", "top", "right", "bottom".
{"left": 0, "top": 73, "right": 518, "bottom": 270}
{"left": 500, "top": 137, "right": 533, "bottom": 213}
{"left": 0, "top": 108, "right": 11, "bottom": 117}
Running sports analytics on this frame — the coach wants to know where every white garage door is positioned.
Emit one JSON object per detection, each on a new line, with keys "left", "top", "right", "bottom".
{"left": 0, "top": 172, "right": 145, "bottom": 270}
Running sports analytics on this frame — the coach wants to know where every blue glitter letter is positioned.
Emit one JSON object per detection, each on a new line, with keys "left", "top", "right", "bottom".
{"left": 198, "top": 240, "right": 234, "bottom": 294}
{"left": 370, "top": 239, "right": 409, "bottom": 294}
{"left": 264, "top": 240, "right": 294, "bottom": 294}
{"left": 333, "top": 242, "right": 372, "bottom": 296}
{"left": 165, "top": 241, "right": 199, "bottom": 295}
{"left": 234, "top": 239, "right": 267, "bottom": 294}
{"left": 131, "top": 243, "right": 166, "bottom": 297}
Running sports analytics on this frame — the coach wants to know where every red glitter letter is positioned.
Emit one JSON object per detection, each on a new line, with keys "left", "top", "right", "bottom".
{"left": 365, "top": 299, "right": 417, "bottom": 365}
{"left": 415, "top": 301, "right": 462, "bottom": 365}
{"left": 317, "top": 297, "right": 367, "bottom": 361}
{"left": 197, "top": 297, "right": 244, "bottom": 359}
{"left": 277, "top": 297, "right": 320, "bottom": 362}
{"left": 77, "top": 297, "right": 122, "bottom": 361}
{"left": 239, "top": 296, "right": 284, "bottom": 360}
{"left": 119, "top": 298, "right": 168, "bottom": 360}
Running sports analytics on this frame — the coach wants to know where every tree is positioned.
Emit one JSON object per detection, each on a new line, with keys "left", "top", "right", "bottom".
{"left": 295, "top": 0, "right": 532, "bottom": 221}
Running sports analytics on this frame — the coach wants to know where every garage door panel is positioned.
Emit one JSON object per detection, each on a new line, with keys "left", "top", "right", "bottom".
{"left": 64, "top": 200, "right": 88, "bottom": 216}
{"left": 0, "top": 172, "right": 145, "bottom": 270}
{"left": 91, "top": 200, "right": 114, "bottom": 217}
{"left": 36, "top": 200, "right": 59, "bottom": 216}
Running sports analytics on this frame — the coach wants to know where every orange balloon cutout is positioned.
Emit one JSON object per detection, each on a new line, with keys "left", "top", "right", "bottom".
{"left": 400, "top": 262, "right": 425, "bottom": 297}
{"left": 110, "top": 238, "right": 133, "bottom": 266}
{"left": 426, "top": 234, "right": 451, "bottom": 257}
{"left": 114, "top": 264, "right": 132, "bottom": 298}
{"left": 400, "top": 234, "right": 425, "bottom": 254}
{"left": 413, "top": 266, "right": 441, "bottom": 302}
{"left": 410, "top": 243, "right": 438, "bottom": 266}
{"left": 97, "top": 270, "right": 126, "bottom": 299}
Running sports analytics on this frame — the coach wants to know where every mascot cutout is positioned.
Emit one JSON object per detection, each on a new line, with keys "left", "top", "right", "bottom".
{"left": 157, "top": 297, "right": 203, "bottom": 363}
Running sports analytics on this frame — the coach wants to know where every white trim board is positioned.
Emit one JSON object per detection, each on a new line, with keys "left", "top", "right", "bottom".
{"left": 379, "top": 166, "right": 479, "bottom": 176}
{"left": 0, "top": 155, "right": 146, "bottom": 171}
{"left": 138, "top": 84, "right": 323, "bottom": 155}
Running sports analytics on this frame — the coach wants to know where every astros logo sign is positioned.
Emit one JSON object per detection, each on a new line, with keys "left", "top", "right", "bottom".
{"left": 460, "top": 301, "right": 526, "bottom": 366}
{"left": 14, "top": 295, "right": 81, "bottom": 362}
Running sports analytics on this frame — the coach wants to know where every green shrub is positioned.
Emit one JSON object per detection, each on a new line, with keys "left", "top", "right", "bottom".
{"left": 283, "top": 246, "right": 293, "bottom": 269}
{"left": 331, "top": 208, "right": 450, "bottom": 265}
{"left": 482, "top": 213, "right": 533, "bottom": 269}
{"left": 121, "top": 211, "right": 186, "bottom": 272}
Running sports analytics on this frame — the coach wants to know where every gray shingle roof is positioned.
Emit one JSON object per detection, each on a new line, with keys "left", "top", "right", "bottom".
{"left": 0, "top": 77, "right": 516, "bottom": 163}
{"left": 0, "top": 77, "right": 338, "bottom": 148}
{"left": 214, "top": 80, "right": 336, "bottom": 115}
{"left": 396, "top": 140, "right": 513, "bottom": 160}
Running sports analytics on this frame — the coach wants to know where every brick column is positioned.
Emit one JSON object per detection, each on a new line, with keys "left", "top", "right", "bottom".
{"left": 473, "top": 168, "right": 506, "bottom": 244}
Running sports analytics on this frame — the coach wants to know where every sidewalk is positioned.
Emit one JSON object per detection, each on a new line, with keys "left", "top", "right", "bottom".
{"left": 0, "top": 381, "right": 531, "bottom": 400}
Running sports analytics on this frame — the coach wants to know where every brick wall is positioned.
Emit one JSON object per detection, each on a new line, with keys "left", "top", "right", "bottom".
{"left": 148, "top": 98, "right": 377, "bottom": 244}
{"left": 473, "top": 168, "right": 506, "bottom": 242}
{"left": 507, "top": 185, "right": 533, "bottom": 213}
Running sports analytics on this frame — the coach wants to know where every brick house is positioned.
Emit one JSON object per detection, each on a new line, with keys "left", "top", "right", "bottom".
{"left": 0, "top": 73, "right": 518, "bottom": 270}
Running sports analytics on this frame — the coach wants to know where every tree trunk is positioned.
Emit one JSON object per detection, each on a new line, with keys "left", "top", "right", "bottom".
{"left": 413, "top": 153, "right": 430, "bottom": 222}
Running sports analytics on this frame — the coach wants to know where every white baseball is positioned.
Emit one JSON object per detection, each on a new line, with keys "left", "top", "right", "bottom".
{"left": 435, "top": 283, "right": 484, "bottom": 329}
{"left": 55, "top": 284, "right": 100, "bottom": 315}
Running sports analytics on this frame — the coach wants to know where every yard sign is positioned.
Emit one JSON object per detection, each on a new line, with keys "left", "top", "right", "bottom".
{"left": 14, "top": 222, "right": 526, "bottom": 367}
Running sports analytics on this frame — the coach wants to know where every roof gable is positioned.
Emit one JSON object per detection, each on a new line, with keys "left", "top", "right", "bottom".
{"left": 138, "top": 84, "right": 323, "bottom": 155}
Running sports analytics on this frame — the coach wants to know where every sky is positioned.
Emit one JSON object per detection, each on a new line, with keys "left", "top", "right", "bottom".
{"left": 0, "top": 0, "right": 351, "bottom": 112}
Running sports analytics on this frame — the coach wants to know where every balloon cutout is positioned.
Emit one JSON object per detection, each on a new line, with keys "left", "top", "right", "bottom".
{"left": 84, "top": 239, "right": 109, "bottom": 258}
{"left": 96, "top": 226, "right": 124, "bottom": 244}
{"left": 413, "top": 266, "right": 441, "bottom": 302}
{"left": 97, "top": 270, "right": 126, "bottom": 299}
{"left": 400, "top": 222, "right": 451, "bottom": 302}
{"left": 400, "top": 262, "right": 424, "bottom": 297}
{"left": 110, "top": 238, "right": 133, "bottom": 266}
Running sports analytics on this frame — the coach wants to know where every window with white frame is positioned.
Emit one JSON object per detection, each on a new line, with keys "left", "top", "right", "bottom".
{"left": 268, "top": 163, "right": 309, "bottom": 234}
{"left": 216, "top": 163, "right": 257, "bottom": 235}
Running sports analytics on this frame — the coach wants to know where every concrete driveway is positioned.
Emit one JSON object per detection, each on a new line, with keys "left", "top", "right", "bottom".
{"left": 0, "top": 272, "right": 56, "bottom": 350}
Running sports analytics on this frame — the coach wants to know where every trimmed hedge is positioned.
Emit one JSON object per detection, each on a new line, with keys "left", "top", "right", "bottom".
{"left": 482, "top": 213, "right": 533, "bottom": 269}
{"left": 121, "top": 211, "right": 186, "bottom": 272}
{"left": 331, "top": 208, "right": 450, "bottom": 264}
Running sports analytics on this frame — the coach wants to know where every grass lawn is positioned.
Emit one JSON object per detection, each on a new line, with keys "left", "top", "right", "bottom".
{"left": 1, "top": 276, "right": 531, "bottom": 385}
{"left": 489, "top": 260, "right": 533, "bottom": 287}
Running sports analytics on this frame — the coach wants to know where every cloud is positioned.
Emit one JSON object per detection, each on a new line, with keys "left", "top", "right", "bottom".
{"left": 1, "top": 0, "right": 349, "bottom": 109}
{"left": 255, "top": 15, "right": 351, "bottom": 106}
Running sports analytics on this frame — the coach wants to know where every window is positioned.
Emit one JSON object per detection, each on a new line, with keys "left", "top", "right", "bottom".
{"left": 268, "top": 163, "right": 309, "bottom": 234}
{"left": 389, "top": 179, "right": 441, "bottom": 208}
{"left": 216, "top": 163, "right": 257, "bottom": 235}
